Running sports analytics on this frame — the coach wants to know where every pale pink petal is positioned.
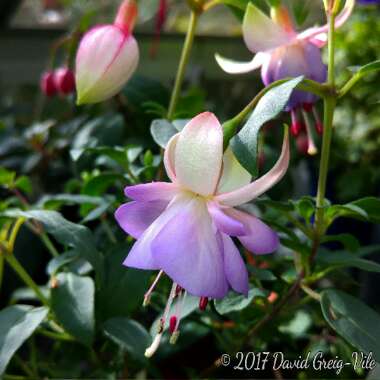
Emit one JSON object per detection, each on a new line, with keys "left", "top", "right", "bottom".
{"left": 215, "top": 131, "right": 290, "bottom": 207}
{"left": 207, "top": 202, "right": 246, "bottom": 236}
{"left": 217, "top": 148, "right": 251, "bottom": 194}
{"left": 174, "top": 112, "right": 223, "bottom": 196}
{"left": 123, "top": 194, "right": 190, "bottom": 270}
{"left": 221, "top": 233, "right": 249, "bottom": 295}
{"left": 76, "top": 25, "right": 139, "bottom": 104}
{"left": 297, "top": 0, "right": 355, "bottom": 45}
{"left": 151, "top": 198, "right": 229, "bottom": 299}
{"left": 115, "top": 200, "right": 168, "bottom": 239}
{"left": 215, "top": 52, "right": 268, "bottom": 74}
{"left": 164, "top": 133, "right": 179, "bottom": 182}
{"left": 243, "top": 3, "right": 292, "bottom": 53}
{"left": 227, "top": 209, "right": 279, "bottom": 255}
{"left": 124, "top": 182, "right": 178, "bottom": 202}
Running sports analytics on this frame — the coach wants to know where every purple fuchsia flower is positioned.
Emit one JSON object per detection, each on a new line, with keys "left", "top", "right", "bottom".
{"left": 115, "top": 112, "right": 290, "bottom": 356}
{"left": 216, "top": 0, "right": 355, "bottom": 154}
{"left": 75, "top": 0, "right": 139, "bottom": 105}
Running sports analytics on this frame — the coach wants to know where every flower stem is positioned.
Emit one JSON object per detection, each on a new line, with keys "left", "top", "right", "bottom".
{"left": 167, "top": 10, "right": 199, "bottom": 120}
{"left": 40, "top": 233, "right": 59, "bottom": 258}
{"left": 5, "top": 254, "right": 49, "bottom": 307}
{"left": 314, "top": 11, "right": 337, "bottom": 236}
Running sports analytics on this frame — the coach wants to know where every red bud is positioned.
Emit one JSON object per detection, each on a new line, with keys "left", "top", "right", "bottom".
{"left": 54, "top": 67, "right": 75, "bottom": 95}
{"left": 40, "top": 71, "right": 57, "bottom": 97}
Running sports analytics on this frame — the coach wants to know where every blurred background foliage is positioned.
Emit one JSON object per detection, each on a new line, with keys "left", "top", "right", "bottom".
{"left": 0, "top": 0, "right": 379, "bottom": 379}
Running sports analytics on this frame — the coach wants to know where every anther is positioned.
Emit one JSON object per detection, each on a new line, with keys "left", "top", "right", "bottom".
{"left": 169, "top": 316, "right": 177, "bottom": 334}
{"left": 199, "top": 297, "right": 209, "bottom": 311}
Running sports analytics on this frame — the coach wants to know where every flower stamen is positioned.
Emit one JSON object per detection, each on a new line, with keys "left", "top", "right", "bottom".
{"left": 143, "top": 270, "right": 164, "bottom": 307}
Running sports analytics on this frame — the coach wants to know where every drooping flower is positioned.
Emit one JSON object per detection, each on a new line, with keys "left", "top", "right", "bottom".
{"left": 54, "top": 67, "right": 76, "bottom": 95}
{"left": 75, "top": 0, "right": 139, "bottom": 105}
{"left": 115, "top": 112, "right": 289, "bottom": 356}
{"left": 216, "top": 0, "right": 354, "bottom": 154}
{"left": 40, "top": 70, "right": 57, "bottom": 97}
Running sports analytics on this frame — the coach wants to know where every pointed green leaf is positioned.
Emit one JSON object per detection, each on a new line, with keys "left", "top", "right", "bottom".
{"left": 103, "top": 318, "right": 151, "bottom": 360}
{"left": 51, "top": 273, "right": 95, "bottom": 346}
{"left": 231, "top": 76, "right": 303, "bottom": 176}
{"left": 0, "top": 305, "right": 48, "bottom": 375}
{"left": 321, "top": 290, "right": 380, "bottom": 362}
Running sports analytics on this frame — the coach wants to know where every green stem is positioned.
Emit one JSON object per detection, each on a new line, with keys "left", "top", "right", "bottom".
{"left": 37, "top": 328, "right": 75, "bottom": 342}
{"left": 167, "top": 10, "right": 199, "bottom": 120}
{"left": 5, "top": 254, "right": 49, "bottom": 306}
{"left": 301, "top": 284, "right": 321, "bottom": 302}
{"left": 314, "top": 11, "right": 337, "bottom": 237}
{"left": 40, "top": 233, "right": 59, "bottom": 258}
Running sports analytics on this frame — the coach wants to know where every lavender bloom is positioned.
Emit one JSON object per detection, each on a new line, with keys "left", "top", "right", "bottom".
{"left": 216, "top": 0, "right": 354, "bottom": 154}
{"left": 115, "top": 112, "right": 289, "bottom": 356}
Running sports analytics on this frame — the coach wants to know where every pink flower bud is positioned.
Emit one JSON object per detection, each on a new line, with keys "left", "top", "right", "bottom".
{"left": 54, "top": 67, "right": 76, "bottom": 95}
{"left": 75, "top": 0, "right": 139, "bottom": 105}
{"left": 40, "top": 71, "right": 57, "bottom": 97}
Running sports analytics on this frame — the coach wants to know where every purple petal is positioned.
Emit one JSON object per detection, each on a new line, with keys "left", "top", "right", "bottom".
{"left": 123, "top": 195, "right": 189, "bottom": 270}
{"left": 115, "top": 200, "right": 168, "bottom": 239}
{"left": 221, "top": 233, "right": 249, "bottom": 296}
{"left": 207, "top": 202, "right": 246, "bottom": 236}
{"left": 151, "top": 198, "right": 229, "bottom": 299}
{"left": 124, "top": 182, "right": 178, "bottom": 202}
{"left": 261, "top": 41, "right": 326, "bottom": 110}
{"left": 228, "top": 209, "right": 279, "bottom": 255}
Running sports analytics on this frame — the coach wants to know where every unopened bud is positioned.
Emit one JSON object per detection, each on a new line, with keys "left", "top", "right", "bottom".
{"left": 54, "top": 67, "right": 75, "bottom": 95}
{"left": 40, "top": 71, "right": 57, "bottom": 97}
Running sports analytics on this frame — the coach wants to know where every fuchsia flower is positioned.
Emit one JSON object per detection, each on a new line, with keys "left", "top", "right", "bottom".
{"left": 216, "top": 0, "right": 354, "bottom": 154}
{"left": 75, "top": 0, "right": 139, "bottom": 105}
{"left": 115, "top": 112, "right": 289, "bottom": 356}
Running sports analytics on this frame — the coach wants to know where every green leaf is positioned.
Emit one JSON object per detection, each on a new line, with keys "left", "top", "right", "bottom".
{"left": 292, "top": 196, "right": 315, "bottom": 222}
{"left": 2, "top": 210, "right": 103, "bottom": 280}
{"left": 350, "top": 197, "right": 380, "bottom": 224}
{"left": 51, "top": 273, "right": 95, "bottom": 346}
{"left": 46, "top": 251, "right": 77, "bottom": 276}
{"left": 231, "top": 76, "right": 303, "bottom": 176}
{"left": 217, "top": 0, "right": 247, "bottom": 10}
{"left": 150, "top": 119, "right": 177, "bottom": 148}
{"left": 325, "top": 204, "right": 368, "bottom": 226}
{"left": 350, "top": 60, "right": 380, "bottom": 75}
{"left": 97, "top": 246, "right": 150, "bottom": 320}
{"left": 321, "top": 233, "right": 360, "bottom": 252}
{"left": 321, "top": 289, "right": 380, "bottom": 361}
{"left": 317, "top": 250, "right": 380, "bottom": 273}
{"left": 248, "top": 266, "right": 276, "bottom": 281}
{"left": 0, "top": 305, "right": 48, "bottom": 375}
{"left": 103, "top": 318, "right": 151, "bottom": 360}
{"left": 0, "top": 167, "right": 15, "bottom": 187}
{"left": 14, "top": 176, "right": 32, "bottom": 194}
{"left": 214, "top": 287, "right": 267, "bottom": 315}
